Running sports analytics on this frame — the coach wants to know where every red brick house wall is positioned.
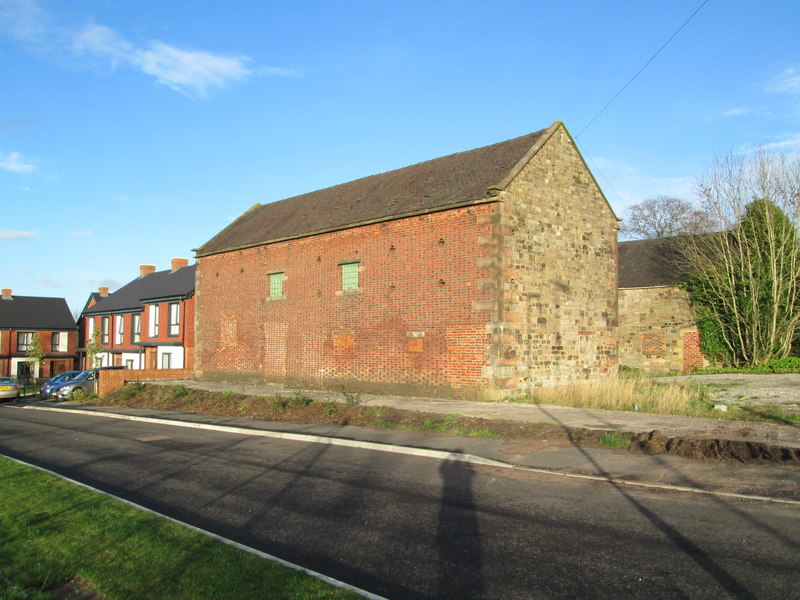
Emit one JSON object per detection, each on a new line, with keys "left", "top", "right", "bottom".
{"left": 196, "top": 205, "right": 494, "bottom": 397}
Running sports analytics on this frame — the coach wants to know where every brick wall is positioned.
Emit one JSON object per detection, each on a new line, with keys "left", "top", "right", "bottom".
{"left": 196, "top": 205, "right": 494, "bottom": 398}
{"left": 618, "top": 286, "right": 706, "bottom": 372}
{"left": 482, "top": 124, "right": 619, "bottom": 396}
{"left": 98, "top": 368, "right": 194, "bottom": 396}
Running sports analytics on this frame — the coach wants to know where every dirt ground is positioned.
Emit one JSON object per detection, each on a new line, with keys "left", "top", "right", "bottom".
{"left": 90, "top": 383, "right": 800, "bottom": 466}
{"left": 660, "top": 373, "right": 800, "bottom": 410}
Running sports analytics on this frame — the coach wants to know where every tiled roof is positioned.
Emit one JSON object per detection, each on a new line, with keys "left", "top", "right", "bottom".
{"left": 618, "top": 237, "right": 693, "bottom": 288}
{"left": 83, "top": 265, "right": 196, "bottom": 315}
{"left": 0, "top": 295, "right": 77, "bottom": 330}
{"left": 196, "top": 125, "right": 558, "bottom": 257}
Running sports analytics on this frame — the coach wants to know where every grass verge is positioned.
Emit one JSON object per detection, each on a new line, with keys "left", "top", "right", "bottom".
{"left": 0, "top": 457, "right": 358, "bottom": 600}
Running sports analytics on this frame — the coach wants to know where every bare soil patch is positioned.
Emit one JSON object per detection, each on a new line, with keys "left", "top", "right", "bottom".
{"left": 86, "top": 384, "right": 800, "bottom": 466}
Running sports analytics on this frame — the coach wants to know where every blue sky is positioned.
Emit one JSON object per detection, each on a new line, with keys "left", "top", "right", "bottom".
{"left": 2, "top": 0, "right": 799, "bottom": 314}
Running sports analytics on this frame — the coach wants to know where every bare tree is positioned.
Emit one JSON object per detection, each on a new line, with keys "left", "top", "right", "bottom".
{"left": 683, "top": 149, "right": 800, "bottom": 366}
{"left": 620, "top": 196, "right": 711, "bottom": 240}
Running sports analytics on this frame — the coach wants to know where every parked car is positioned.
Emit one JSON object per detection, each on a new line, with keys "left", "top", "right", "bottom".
{"left": 40, "top": 371, "right": 82, "bottom": 399}
{"left": 0, "top": 377, "right": 19, "bottom": 401}
{"left": 54, "top": 366, "right": 125, "bottom": 400}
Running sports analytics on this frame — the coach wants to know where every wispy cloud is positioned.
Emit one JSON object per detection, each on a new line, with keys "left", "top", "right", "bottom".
{"left": 0, "top": 150, "right": 34, "bottom": 172}
{"left": 761, "top": 133, "right": 800, "bottom": 152}
{"left": 0, "top": 229, "right": 37, "bottom": 239}
{"left": 1, "top": 0, "right": 292, "bottom": 99}
{"left": 722, "top": 107, "right": 752, "bottom": 117}
{"left": 35, "top": 276, "right": 60, "bottom": 288}
{"left": 770, "top": 67, "right": 800, "bottom": 95}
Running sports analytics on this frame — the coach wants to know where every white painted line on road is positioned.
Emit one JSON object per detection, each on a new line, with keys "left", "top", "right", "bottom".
{"left": 16, "top": 404, "right": 800, "bottom": 506}
{"left": 0, "top": 453, "right": 390, "bottom": 600}
{"left": 19, "top": 405, "right": 509, "bottom": 467}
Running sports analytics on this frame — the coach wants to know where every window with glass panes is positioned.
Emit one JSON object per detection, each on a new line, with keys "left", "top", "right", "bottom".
{"left": 269, "top": 272, "right": 284, "bottom": 298}
{"left": 341, "top": 262, "right": 359, "bottom": 291}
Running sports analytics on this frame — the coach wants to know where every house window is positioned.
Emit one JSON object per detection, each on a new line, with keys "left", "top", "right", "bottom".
{"left": 115, "top": 315, "right": 124, "bottom": 345}
{"left": 51, "top": 332, "right": 66, "bottom": 352}
{"left": 101, "top": 316, "right": 109, "bottom": 345}
{"left": 132, "top": 314, "right": 141, "bottom": 343}
{"left": 269, "top": 272, "right": 284, "bottom": 299}
{"left": 17, "top": 331, "right": 33, "bottom": 352}
{"left": 125, "top": 359, "right": 134, "bottom": 369}
{"left": 87, "top": 317, "right": 94, "bottom": 340}
{"left": 148, "top": 304, "right": 159, "bottom": 337}
{"left": 341, "top": 262, "right": 359, "bottom": 291}
{"left": 161, "top": 352, "right": 172, "bottom": 369}
{"left": 168, "top": 303, "right": 180, "bottom": 337}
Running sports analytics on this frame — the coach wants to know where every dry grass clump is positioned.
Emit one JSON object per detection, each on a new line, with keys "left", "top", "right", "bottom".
{"left": 520, "top": 376, "right": 709, "bottom": 416}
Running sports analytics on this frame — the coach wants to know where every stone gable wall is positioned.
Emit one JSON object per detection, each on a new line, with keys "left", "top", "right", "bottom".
{"left": 618, "top": 286, "right": 705, "bottom": 372}
{"left": 482, "top": 125, "right": 619, "bottom": 396}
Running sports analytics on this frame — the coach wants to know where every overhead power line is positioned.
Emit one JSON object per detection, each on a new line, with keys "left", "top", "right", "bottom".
{"left": 575, "top": 0, "right": 710, "bottom": 139}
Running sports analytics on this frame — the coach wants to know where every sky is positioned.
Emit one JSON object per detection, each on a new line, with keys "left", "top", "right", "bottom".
{"left": 2, "top": 0, "right": 799, "bottom": 315}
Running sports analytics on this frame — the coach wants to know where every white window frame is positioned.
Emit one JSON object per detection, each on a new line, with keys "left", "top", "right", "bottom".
{"left": 115, "top": 315, "right": 124, "bottom": 345}
{"left": 148, "top": 304, "right": 159, "bottom": 338}
{"left": 132, "top": 314, "right": 141, "bottom": 343}
{"left": 168, "top": 303, "right": 180, "bottom": 337}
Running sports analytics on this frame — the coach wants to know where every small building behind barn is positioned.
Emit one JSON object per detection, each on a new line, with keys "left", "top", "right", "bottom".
{"left": 194, "top": 121, "right": 619, "bottom": 400}
{"left": 618, "top": 237, "right": 707, "bottom": 372}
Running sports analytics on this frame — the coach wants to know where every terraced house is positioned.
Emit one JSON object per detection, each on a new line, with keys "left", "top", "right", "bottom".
{"left": 80, "top": 259, "right": 195, "bottom": 370}
{"left": 194, "top": 121, "right": 619, "bottom": 400}
{"left": 0, "top": 288, "right": 78, "bottom": 379}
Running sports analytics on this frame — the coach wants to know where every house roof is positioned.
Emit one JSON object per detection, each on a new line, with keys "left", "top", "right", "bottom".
{"left": 82, "top": 265, "right": 196, "bottom": 316}
{"left": 618, "top": 237, "right": 693, "bottom": 288}
{"left": 196, "top": 123, "right": 565, "bottom": 257}
{"left": 0, "top": 295, "right": 77, "bottom": 330}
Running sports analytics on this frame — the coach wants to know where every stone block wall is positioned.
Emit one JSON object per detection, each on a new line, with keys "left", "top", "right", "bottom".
{"left": 482, "top": 124, "right": 619, "bottom": 396}
{"left": 618, "top": 286, "right": 705, "bottom": 372}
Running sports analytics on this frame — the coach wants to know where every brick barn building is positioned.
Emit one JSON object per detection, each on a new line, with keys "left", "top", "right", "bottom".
{"left": 194, "top": 121, "right": 619, "bottom": 399}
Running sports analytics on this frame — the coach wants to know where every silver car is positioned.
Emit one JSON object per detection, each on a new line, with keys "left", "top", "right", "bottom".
{"left": 0, "top": 377, "right": 19, "bottom": 401}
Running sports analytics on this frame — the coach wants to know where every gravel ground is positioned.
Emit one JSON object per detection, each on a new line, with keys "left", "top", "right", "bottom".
{"left": 659, "top": 373, "right": 800, "bottom": 408}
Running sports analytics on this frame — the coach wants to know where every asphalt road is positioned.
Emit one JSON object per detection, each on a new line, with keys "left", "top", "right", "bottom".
{"left": 1, "top": 405, "right": 798, "bottom": 600}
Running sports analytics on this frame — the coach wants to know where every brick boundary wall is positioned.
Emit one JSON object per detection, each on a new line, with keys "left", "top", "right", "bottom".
{"left": 98, "top": 368, "right": 193, "bottom": 396}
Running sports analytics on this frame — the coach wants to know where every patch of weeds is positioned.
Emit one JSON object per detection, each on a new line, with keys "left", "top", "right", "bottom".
{"left": 273, "top": 396, "right": 289, "bottom": 410}
{"left": 118, "top": 381, "right": 145, "bottom": 400}
{"left": 220, "top": 391, "right": 234, "bottom": 399}
{"left": 322, "top": 402, "right": 338, "bottom": 417}
{"left": 600, "top": 430, "right": 632, "bottom": 448}
{"left": 165, "top": 385, "right": 190, "bottom": 400}
{"left": 341, "top": 388, "right": 363, "bottom": 406}
{"left": 468, "top": 429, "right": 502, "bottom": 438}
{"left": 290, "top": 390, "right": 314, "bottom": 407}
{"left": 450, "top": 428, "right": 463, "bottom": 435}
{"left": 71, "top": 389, "right": 97, "bottom": 402}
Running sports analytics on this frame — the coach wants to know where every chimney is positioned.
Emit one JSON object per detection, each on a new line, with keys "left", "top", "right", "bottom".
{"left": 98, "top": 286, "right": 109, "bottom": 297}
{"left": 1, "top": 288, "right": 11, "bottom": 300}
{"left": 171, "top": 257, "right": 189, "bottom": 271}
{"left": 139, "top": 264, "right": 156, "bottom": 277}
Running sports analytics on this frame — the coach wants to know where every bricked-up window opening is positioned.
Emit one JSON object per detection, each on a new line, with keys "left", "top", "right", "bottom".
{"left": 115, "top": 315, "right": 124, "bottom": 345}
{"left": 17, "top": 331, "right": 33, "bottom": 352}
{"left": 269, "top": 272, "right": 284, "bottom": 298}
{"left": 161, "top": 352, "right": 171, "bottom": 369}
{"left": 341, "top": 262, "right": 359, "bottom": 291}
{"left": 641, "top": 331, "right": 666, "bottom": 354}
{"left": 148, "top": 304, "right": 159, "bottom": 338}
{"left": 132, "top": 314, "right": 141, "bottom": 343}
{"left": 101, "top": 316, "right": 110, "bottom": 345}
{"left": 168, "top": 303, "right": 180, "bottom": 337}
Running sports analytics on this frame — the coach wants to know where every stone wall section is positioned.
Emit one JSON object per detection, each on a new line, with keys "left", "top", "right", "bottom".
{"left": 618, "top": 286, "right": 706, "bottom": 372}
{"left": 195, "top": 205, "right": 495, "bottom": 398}
{"left": 482, "top": 125, "right": 619, "bottom": 396}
